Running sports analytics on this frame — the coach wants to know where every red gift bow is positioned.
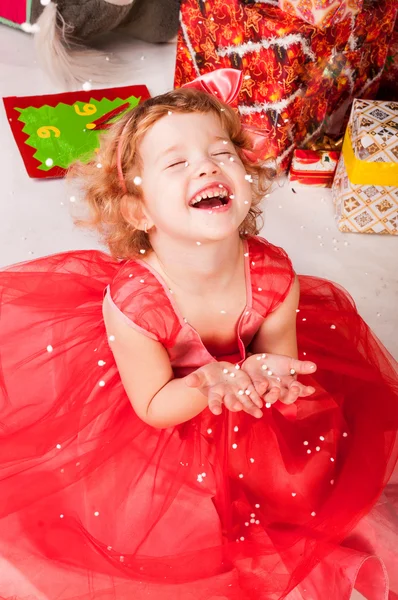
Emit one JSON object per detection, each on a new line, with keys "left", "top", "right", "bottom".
{"left": 182, "top": 68, "right": 270, "bottom": 164}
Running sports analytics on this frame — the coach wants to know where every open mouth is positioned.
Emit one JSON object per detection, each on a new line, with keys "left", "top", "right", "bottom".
{"left": 189, "top": 184, "right": 232, "bottom": 210}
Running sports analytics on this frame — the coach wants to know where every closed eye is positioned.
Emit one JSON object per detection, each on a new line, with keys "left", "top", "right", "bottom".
{"left": 167, "top": 160, "right": 186, "bottom": 169}
{"left": 213, "top": 152, "right": 232, "bottom": 156}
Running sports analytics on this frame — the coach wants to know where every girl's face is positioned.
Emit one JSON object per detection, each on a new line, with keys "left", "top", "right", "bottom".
{"left": 136, "top": 110, "right": 253, "bottom": 244}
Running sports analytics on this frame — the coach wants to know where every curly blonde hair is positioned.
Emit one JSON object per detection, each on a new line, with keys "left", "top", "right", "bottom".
{"left": 71, "top": 88, "right": 274, "bottom": 260}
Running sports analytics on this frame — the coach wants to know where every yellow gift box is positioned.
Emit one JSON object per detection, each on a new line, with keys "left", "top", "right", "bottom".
{"left": 332, "top": 99, "right": 398, "bottom": 235}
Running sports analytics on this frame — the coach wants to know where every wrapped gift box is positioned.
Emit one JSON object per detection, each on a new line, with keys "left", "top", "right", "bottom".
{"left": 289, "top": 149, "right": 340, "bottom": 187}
{"left": 379, "top": 20, "right": 398, "bottom": 101}
{"left": 278, "top": 0, "right": 363, "bottom": 30}
{"left": 332, "top": 99, "right": 398, "bottom": 235}
{"left": 175, "top": 0, "right": 397, "bottom": 171}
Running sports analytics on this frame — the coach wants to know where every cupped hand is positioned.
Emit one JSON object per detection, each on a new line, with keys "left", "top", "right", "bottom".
{"left": 241, "top": 353, "right": 317, "bottom": 406}
{"left": 184, "top": 361, "right": 264, "bottom": 418}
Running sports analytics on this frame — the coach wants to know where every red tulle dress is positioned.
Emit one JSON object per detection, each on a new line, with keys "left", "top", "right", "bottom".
{"left": 0, "top": 236, "right": 397, "bottom": 600}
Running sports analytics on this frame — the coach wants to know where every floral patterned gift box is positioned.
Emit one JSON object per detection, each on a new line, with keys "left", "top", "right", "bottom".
{"left": 332, "top": 99, "right": 398, "bottom": 235}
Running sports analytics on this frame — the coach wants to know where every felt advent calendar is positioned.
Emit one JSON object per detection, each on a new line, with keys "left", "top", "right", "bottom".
{"left": 3, "top": 85, "right": 150, "bottom": 178}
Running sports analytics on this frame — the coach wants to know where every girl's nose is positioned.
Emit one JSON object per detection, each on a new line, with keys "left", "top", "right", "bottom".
{"left": 196, "top": 158, "right": 221, "bottom": 178}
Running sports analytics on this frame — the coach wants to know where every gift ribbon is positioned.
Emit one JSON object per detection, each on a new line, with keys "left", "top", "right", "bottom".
{"left": 342, "top": 129, "right": 398, "bottom": 187}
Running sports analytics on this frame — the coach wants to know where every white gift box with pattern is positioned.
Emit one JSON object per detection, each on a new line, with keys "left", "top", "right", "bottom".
{"left": 332, "top": 99, "right": 398, "bottom": 235}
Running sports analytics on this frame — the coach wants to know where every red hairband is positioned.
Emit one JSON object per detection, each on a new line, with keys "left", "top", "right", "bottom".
{"left": 116, "top": 68, "right": 269, "bottom": 194}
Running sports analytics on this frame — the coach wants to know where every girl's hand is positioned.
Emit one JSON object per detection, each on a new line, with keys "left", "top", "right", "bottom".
{"left": 241, "top": 353, "right": 317, "bottom": 406}
{"left": 184, "top": 362, "right": 264, "bottom": 418}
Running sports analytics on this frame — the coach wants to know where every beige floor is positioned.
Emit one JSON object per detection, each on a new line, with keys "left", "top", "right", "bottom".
{"left": 0, "top": 22, "right": 392, "bottom": 600}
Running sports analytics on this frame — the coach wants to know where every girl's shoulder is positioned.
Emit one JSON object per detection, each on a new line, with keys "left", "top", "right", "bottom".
{"left": 248, "top": 236, "right": 295, "bottom": 316}
{"left": 108, "top": 259, "right": 181, "bottom": 347}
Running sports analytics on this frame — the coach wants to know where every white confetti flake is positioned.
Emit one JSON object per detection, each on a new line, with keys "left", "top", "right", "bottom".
{"left": 244, "top": 174, "right": 253, "bottom": 182}
{"left": 99, "top": 380, "right": 105, "bottom": 387}
{"left": 96, "top": 163, "right": 102, "bottom": 169}
{"left": 82, "top": 81, "right": 92, "bottom": 92}
{"left": 45, "top": 158, "right": 53, "bottom": 167}
{"left": 196, "top": 241, "right": 201, "bottom": 246}
{"left": 238, "top": 473, "right": 244, "bottom": 478}
{"left": 207, "top": 428, "right": 212, "bottom": 434}
{"left": 240, "top": 536, "right": 245, "bottom": 541}
{"left": 232, "top": 443, "right": 238, "bottom": 449}
{"left": 255, "top": 504, "right": 260, "bottom": 508}
{"left": 56, "top": 444, "right": 61, "bottom": 449}
{"left": 108, "top": 335, "right": 115, "bottom": 342}
{"left": 234, "top": 426, "right": 239, "bottom": 431}
{"left": 223, "top": 368, "right": 229, "bottom": 374}
{"left": 307, "top": 449, "right": 311, "bottom": 454}
{"left": 21, "top": 22, "right": 33, "bottom": 32}
{"left": 94, "top": 511, "right": 100, "bottom": 517}
{"left": 168, "top": 111, "right": 173, "bottom": 116}
{"left": 98, "top": 360, "right": 106, "bottom": 366}
{"left": 311, "top": 511, "right": 316, "bottom": 517}
{"left": 60, "top": 514, "right": 64, "bottom": 518}
{"left": 319, "top": 436, "right": 325, "bottom": 441}
{"left": 70, "top": 196, "right": 76, "bottom": 203}
{"left": 342, "top": 432, "right": 348, "bottom": 437}
{"left": 139, "top": 249, "right": 146, "bottom": 254}
{"left": 249, "top": 457, "right": 255, "bottom": 463}
{"left": 46, "top": 345, "right": 53, "bottom": 353}
{"left": 291, "top": 492, "right": 297, "bottom": 497}
{"left": 133, "top": 176, "right": 142, "bottom": 185}
{"left": 316, "top": 446, "right": 320, "bottom": 451}
{"left": 265, "top": 402, "right": 271, "bottom": 408}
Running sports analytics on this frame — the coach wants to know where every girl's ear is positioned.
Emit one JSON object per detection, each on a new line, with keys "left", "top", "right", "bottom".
{"left": 120, "top": 195, "right": 154, "bottom": 232}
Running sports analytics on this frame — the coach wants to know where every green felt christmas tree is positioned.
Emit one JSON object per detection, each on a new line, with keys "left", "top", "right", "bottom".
{"left": 17, "top": 95, "right": 140, "bottom": 171}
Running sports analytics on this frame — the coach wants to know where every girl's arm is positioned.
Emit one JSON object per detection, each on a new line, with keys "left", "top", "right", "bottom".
{"left": 103, "top": 296, "right": 210, "bottom": 428}
{"left": 250, "top": 276, "right": 300, "bottom": 359}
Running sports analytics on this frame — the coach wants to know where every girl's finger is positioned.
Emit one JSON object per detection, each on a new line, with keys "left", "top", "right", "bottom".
{"left": 224, "top": 391, "right": 243, "bottom": 412}
{"left": 263, "top": 386, "right": 281, "bottom": 405}
{"left": 207, "top": 388, "right": 224, "bottom": 415}
{"left": 251, "top": 376, "right": 270, "bottom": 398}
{"left": 185, "top": 371, "right": 204, "bottom": 388}
{"left": 288, "top": 359, "right": 317, "bottom": 376}
{"left": 237, "top": 384, "right": 263, "bottom": 409}
{"left": 281, "top": 382, "right": 301, "bottom": 405}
